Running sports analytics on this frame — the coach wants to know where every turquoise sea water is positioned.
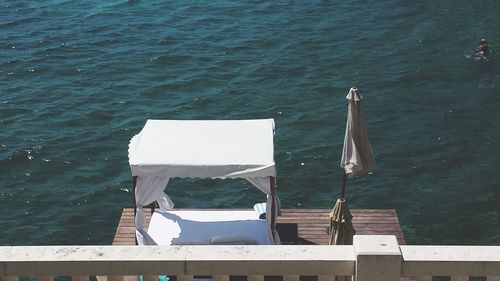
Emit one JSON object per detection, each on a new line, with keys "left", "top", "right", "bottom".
{"left": 1, "top": 0, "right": 500, "bottom": 246}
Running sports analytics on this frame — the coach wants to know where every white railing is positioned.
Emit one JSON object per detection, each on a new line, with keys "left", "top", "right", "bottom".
{"left": 1, "top": 235, "right": 500, "bottom": 281}
{"left": 401, "top": 245, "right": 500, "bottom": 281}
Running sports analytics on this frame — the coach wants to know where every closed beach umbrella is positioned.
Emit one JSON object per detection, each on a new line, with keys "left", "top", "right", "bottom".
{"left": 340, "top": 86, "right": 375, "bottom": 178}
{"left": 329, "top": 198, "right": 355, "bottom": 245}
{"left": 329, "top": 86, "right": 375, "bottom": 246}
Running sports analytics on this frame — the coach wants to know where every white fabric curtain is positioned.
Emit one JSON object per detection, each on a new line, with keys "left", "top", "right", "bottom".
{"left": 247, "top": 176, "right": 276, "bottom": 221}
{"left": 134, "top": 176, "right": 173, "bottom": 233}
{"left": 247, "top": 176, "right": 280, "bottom": 244}
{"left": 246, "top": 176, "right": 271, "bottom": 194}
{"left": 266, "top": 194, "right": 281, "bottom": 244}
{"left": 135, "top": 228, "right": 158, "bottom": 245}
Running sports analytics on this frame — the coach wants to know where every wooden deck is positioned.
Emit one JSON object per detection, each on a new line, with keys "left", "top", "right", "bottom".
{"left": 113, "top": 208, "right": 405, "bottom": 245}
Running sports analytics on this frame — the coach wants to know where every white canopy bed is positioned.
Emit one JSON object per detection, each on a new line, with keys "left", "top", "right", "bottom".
{"left": 128, "top": 119, "right": 281, "bottom": 245}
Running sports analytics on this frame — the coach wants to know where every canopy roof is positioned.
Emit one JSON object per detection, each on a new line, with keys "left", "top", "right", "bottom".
{"left": 129, "top": 119, "right": 276, "bottom": 178}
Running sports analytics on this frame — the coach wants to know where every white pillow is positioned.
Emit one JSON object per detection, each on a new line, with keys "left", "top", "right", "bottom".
{"left": 210, "top": 234, "right": 258, "bottom": 245}
{"left": 171, "top": 238, "right": 210, "bottom": 245}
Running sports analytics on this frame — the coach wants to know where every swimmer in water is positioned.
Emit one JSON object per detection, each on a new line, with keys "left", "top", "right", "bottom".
{"left": 475, "top": 38, "right": 490, "bottom": 59}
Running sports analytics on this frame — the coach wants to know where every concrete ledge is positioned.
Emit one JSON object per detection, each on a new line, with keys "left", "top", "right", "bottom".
{"left": 4, "top": 237, "right": 500, "bottom": 280}
{"left": 401, "top": 246, "right": 500, "bottom": 277}
{"left": 0, "top": 245, "right": 355, "bottom": 276}
{"left": 353, "top": 235, "right": 401, "bottom": 281}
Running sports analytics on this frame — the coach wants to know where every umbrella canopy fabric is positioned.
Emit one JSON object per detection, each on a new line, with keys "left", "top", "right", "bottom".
{"left": 340, "top": 87, "right": 375, "bottom": 176}
{"left": 328, "top": 198, "right": 355, "bottom": 245}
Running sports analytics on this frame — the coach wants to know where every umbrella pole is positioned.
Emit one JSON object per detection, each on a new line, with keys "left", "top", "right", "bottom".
{"left": 341, "top": 172, "right": 347, "bottom": 199}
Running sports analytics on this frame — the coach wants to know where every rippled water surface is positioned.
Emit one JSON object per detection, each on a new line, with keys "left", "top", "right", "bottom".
{"left": 2, "top": 0, "right": 500, "bottom": 245}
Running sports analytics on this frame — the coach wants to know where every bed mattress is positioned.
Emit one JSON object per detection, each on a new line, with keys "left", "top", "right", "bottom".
{"left": 147, "top": 210, "right": 273, "bottom": 245}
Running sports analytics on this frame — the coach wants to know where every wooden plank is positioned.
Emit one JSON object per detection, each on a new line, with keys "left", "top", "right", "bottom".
{"left": 112, "top": 208, "right": 406, "bottom": 246}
